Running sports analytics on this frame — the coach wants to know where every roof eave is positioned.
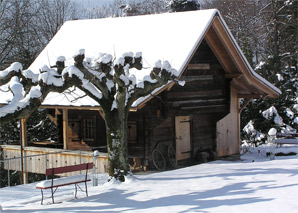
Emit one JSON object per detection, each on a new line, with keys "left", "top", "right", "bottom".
{"left": 210, "top": 14, "right": 281, "bottom": 98}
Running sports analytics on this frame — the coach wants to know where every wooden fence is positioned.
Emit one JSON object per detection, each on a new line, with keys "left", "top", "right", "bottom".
{"left": 1, "top": 145, "right": 108, "bottom": 177}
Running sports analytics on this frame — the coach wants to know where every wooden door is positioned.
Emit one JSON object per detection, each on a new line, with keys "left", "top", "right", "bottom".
{"left": 175, "top": 116, "right": 191, "bottom": 160}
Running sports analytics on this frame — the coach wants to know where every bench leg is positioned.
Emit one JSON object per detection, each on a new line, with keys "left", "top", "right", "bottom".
{"left": 40, "top": 189, "right": 44, "bottom": 205}
{"left": 75, "top": 184, "right": 77, "bottom": 199}
{"left": 85, "top": 181, "right": 88, "bottom": 197}
{"left": 51, "top": 187, "right": 54, "bottom": 204}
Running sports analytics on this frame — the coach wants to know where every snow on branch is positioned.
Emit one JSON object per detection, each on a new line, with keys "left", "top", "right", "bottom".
{"left": 0, "top": 62, "right": 23, "bottom": 85}
{"left": 262, "top": 106, "right": 284, "bottom": 126}
{"left": 0, "top": 49, "right": 183, "bottom": 122}
{"left": 0, "top": 76, "right": 41, "bottom": 118}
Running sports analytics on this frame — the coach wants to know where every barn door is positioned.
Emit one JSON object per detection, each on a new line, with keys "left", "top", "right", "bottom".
{"left": 175, "top": 116, "right": 191, "bottom": 160}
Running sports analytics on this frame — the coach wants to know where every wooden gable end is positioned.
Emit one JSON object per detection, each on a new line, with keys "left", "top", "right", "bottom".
{"left": 165, "top": 39, "right": 230, "bottom": 119}
{"left": 205, "top": 16, "right": 280, "bottom": 98}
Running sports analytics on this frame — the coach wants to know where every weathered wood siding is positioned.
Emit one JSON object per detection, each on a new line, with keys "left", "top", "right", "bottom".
{"left": 128, "top": 39, "right": 231, "bottom": 167}
{"left": 216, "top": 86, "right": 240, "bottom": 156}
{"left": 192, "top": 114, "right": 216, "bottom": 154}
{"left": 165, "top": 40, "right": 230, "bottom": 119}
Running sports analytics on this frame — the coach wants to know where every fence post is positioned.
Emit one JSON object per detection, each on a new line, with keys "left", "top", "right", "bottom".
{"left": 8, "top": 159, "right": 10, "bottom": 187}
{"left": 80, "top": 151, "right": 82, "bottom": 164}
{"left": 45, "top": 153, "right": 48, "bottom": 180}
{"left": 93, "top": 150, "right": 100, "bottom": 186}
{"left": 268, "top": 128, "right": 276, "bottom": 160}
{"left": 80, "top": 151, "right": 82, "bottom": 175}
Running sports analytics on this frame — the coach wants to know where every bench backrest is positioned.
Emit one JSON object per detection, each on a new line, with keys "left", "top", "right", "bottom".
{"left": 46, "top": 162, "right": 93, "bottom": 176}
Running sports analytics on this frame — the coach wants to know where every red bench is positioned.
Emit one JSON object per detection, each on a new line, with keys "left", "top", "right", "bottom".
{"left": 36, "top": 162, "right": 93, "bottom": 204}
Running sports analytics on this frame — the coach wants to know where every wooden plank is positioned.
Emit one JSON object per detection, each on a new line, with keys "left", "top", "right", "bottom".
{"left": 20, "top": 118, "right": 28, "bottom": 147}
{"left": 180, "top": 75, "right": 213, "bottom": 82}
{"left": 216, "top": 87, "right": 240, "bottom": 156}
{"left": 275, "top": 139, "right": 298, "bottom": 144}
{"left": 62, "top": 109, "right": 69, "bottom": 150}
{"left": 171, "top": 98, "right": 225, "bottom": 107}
{"left": 181, "top": 104, "right": 226, "bottom": 110}
{"left": 1, "top": 145, "right": 108, "bottom": 175}
{"left": 167, "top": 90, "right": 222, "bottom": 99}
{"left": 225, "top": 73, "right": 242, "bottom": 79}
{"left": 205, "top": 26, "right": 237, "bottom": 73}
{"left": 46, "top": 162, "right": 93, "bottom": 176}
{"left": 238, "top": 94, "right": 261, "bottom": 99}
{"left": 175, "top": 116, "right": 191, "bottom": 160}
{"left": 211, "top": 17, "right": 279, "bottom": 98}
{"left": 187, "top": 64, "right": 210, "bottom": 70}
{"left": 276, "top": 133, "right": 298, "bottom": 138}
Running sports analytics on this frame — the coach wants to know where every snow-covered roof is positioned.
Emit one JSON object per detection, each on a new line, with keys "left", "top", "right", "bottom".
{"left": 0, "top": 9, "right": 280, "bottom": 109}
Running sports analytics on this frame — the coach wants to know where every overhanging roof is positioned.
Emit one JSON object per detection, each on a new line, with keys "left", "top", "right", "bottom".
{"left": 0, "top": 9, "right": 280, "bottom": 110}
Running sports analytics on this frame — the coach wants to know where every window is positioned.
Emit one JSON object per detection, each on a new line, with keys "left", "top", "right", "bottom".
{"left": 83, "top": 118, "right": 96, "bottom": 141}
{"left": 128, "top": 122, "right": 137, "bottom": 143}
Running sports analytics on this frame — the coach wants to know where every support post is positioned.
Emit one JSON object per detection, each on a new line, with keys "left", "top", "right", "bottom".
{"left": 8, "top": 159, "right": 10, "bottom": 187}
{"left": 62, "top": 109, "right": 69, "bottom": 150}
{"left": 20, "top": 118, "right": 28, "bottom": 184}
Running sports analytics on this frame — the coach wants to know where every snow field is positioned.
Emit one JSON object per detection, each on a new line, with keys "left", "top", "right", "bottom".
{"left": 0, "top": 146, "right": 297, "bottom": 212}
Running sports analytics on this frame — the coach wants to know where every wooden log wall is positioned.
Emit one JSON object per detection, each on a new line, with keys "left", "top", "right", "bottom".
{"left": 166, "top": 40, "right": 230, "bottom": 118}
{"left": 126, "top": 39, "right": 233, "bottom": 167}
{"left": 192, "top": 114, "right": 216, "bottom": 153}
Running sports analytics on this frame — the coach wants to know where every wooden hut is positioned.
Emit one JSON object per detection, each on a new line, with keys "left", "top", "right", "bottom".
{"left": 0, "top": 9, "right": 280, "bottom": 174}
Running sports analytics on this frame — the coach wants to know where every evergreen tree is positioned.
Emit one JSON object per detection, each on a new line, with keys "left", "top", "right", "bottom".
{"left": 241, "top": 0, "right": 298, "bottom": 140}
{"left": 203, "top": 0, "right": 297, "bottom": 142}
{"left": 169, "top": 0, "right": 200, "bottom": 12}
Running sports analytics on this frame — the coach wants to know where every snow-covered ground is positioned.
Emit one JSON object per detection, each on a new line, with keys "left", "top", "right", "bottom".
{"left": 1, "top": 145, "right": 298, "bottom": 213}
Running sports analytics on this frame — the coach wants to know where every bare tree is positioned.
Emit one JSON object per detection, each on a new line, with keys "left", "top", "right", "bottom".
{"left": 36, "top": 0, "right": 83, "bottom": 46}
{"left": 0, "top": 0, "right": 82, "bottom": 70}
{"left": 202, "top": 0, "right": 264, "bottom": 66}
{"left": 0, "top": 0, "right": 37, "bottom": 69}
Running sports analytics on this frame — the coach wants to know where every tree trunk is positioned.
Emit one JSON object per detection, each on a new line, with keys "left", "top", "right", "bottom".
{"left": 104, "top": 110, "right": 129, "bottom": 182}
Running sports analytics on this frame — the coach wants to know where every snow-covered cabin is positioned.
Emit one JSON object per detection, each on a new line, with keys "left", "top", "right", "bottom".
{"left": 0, "top": 9, "right": 280, "bottom": 175}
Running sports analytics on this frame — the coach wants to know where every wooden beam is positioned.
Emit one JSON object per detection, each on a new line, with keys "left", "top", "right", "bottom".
{"left": 181, "top": 104, "right": 226, "bottom": 110}
{"left": 187, "top": 64, "right": 210, "bottom": 70}
{"left": 41, "top": 105, "right": 102, "bottom": 111}
{"left": 62, "top": 109, "right": 69, "bottom": 150}
{"left": 167, "top": 90, "right": 222, "bottom": 99}
{"left": 231, "top": 79, "right": 255, "bottom": 94}
{"left": 20, "top": 118, "right": 28, "bottom": 147}
{"left": 205, "top": 26, "right": 238, "bottom": 74}
{"left": 212, "top": 17, "right": 253, "bottom": 86}
{"left": 238, "top": 94, "right": 261, "bottom": 99}
{"left": 211, "top": 17, "right": 280, "bottom": 98}
{"left": 225, "top": 73, "right": 242, "bottom": 79}
{"left": 180, "top": 75, "right": 213, "bottom": 82}
{"left": 20, "top": 117, "right": 28, "bottom": 184}
{"left": 98, "top": 109, "right": 104, "bottom": 119}
{"left": 171, "top": 98, "right": 225, "bottom": 107}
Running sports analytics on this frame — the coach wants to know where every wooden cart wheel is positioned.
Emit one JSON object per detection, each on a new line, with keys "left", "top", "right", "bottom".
{"left": 152, "top": 149, "right": 166, "bottom": 171}
{"left": 167, "top": 145, "right": 177, "bottom": 168}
